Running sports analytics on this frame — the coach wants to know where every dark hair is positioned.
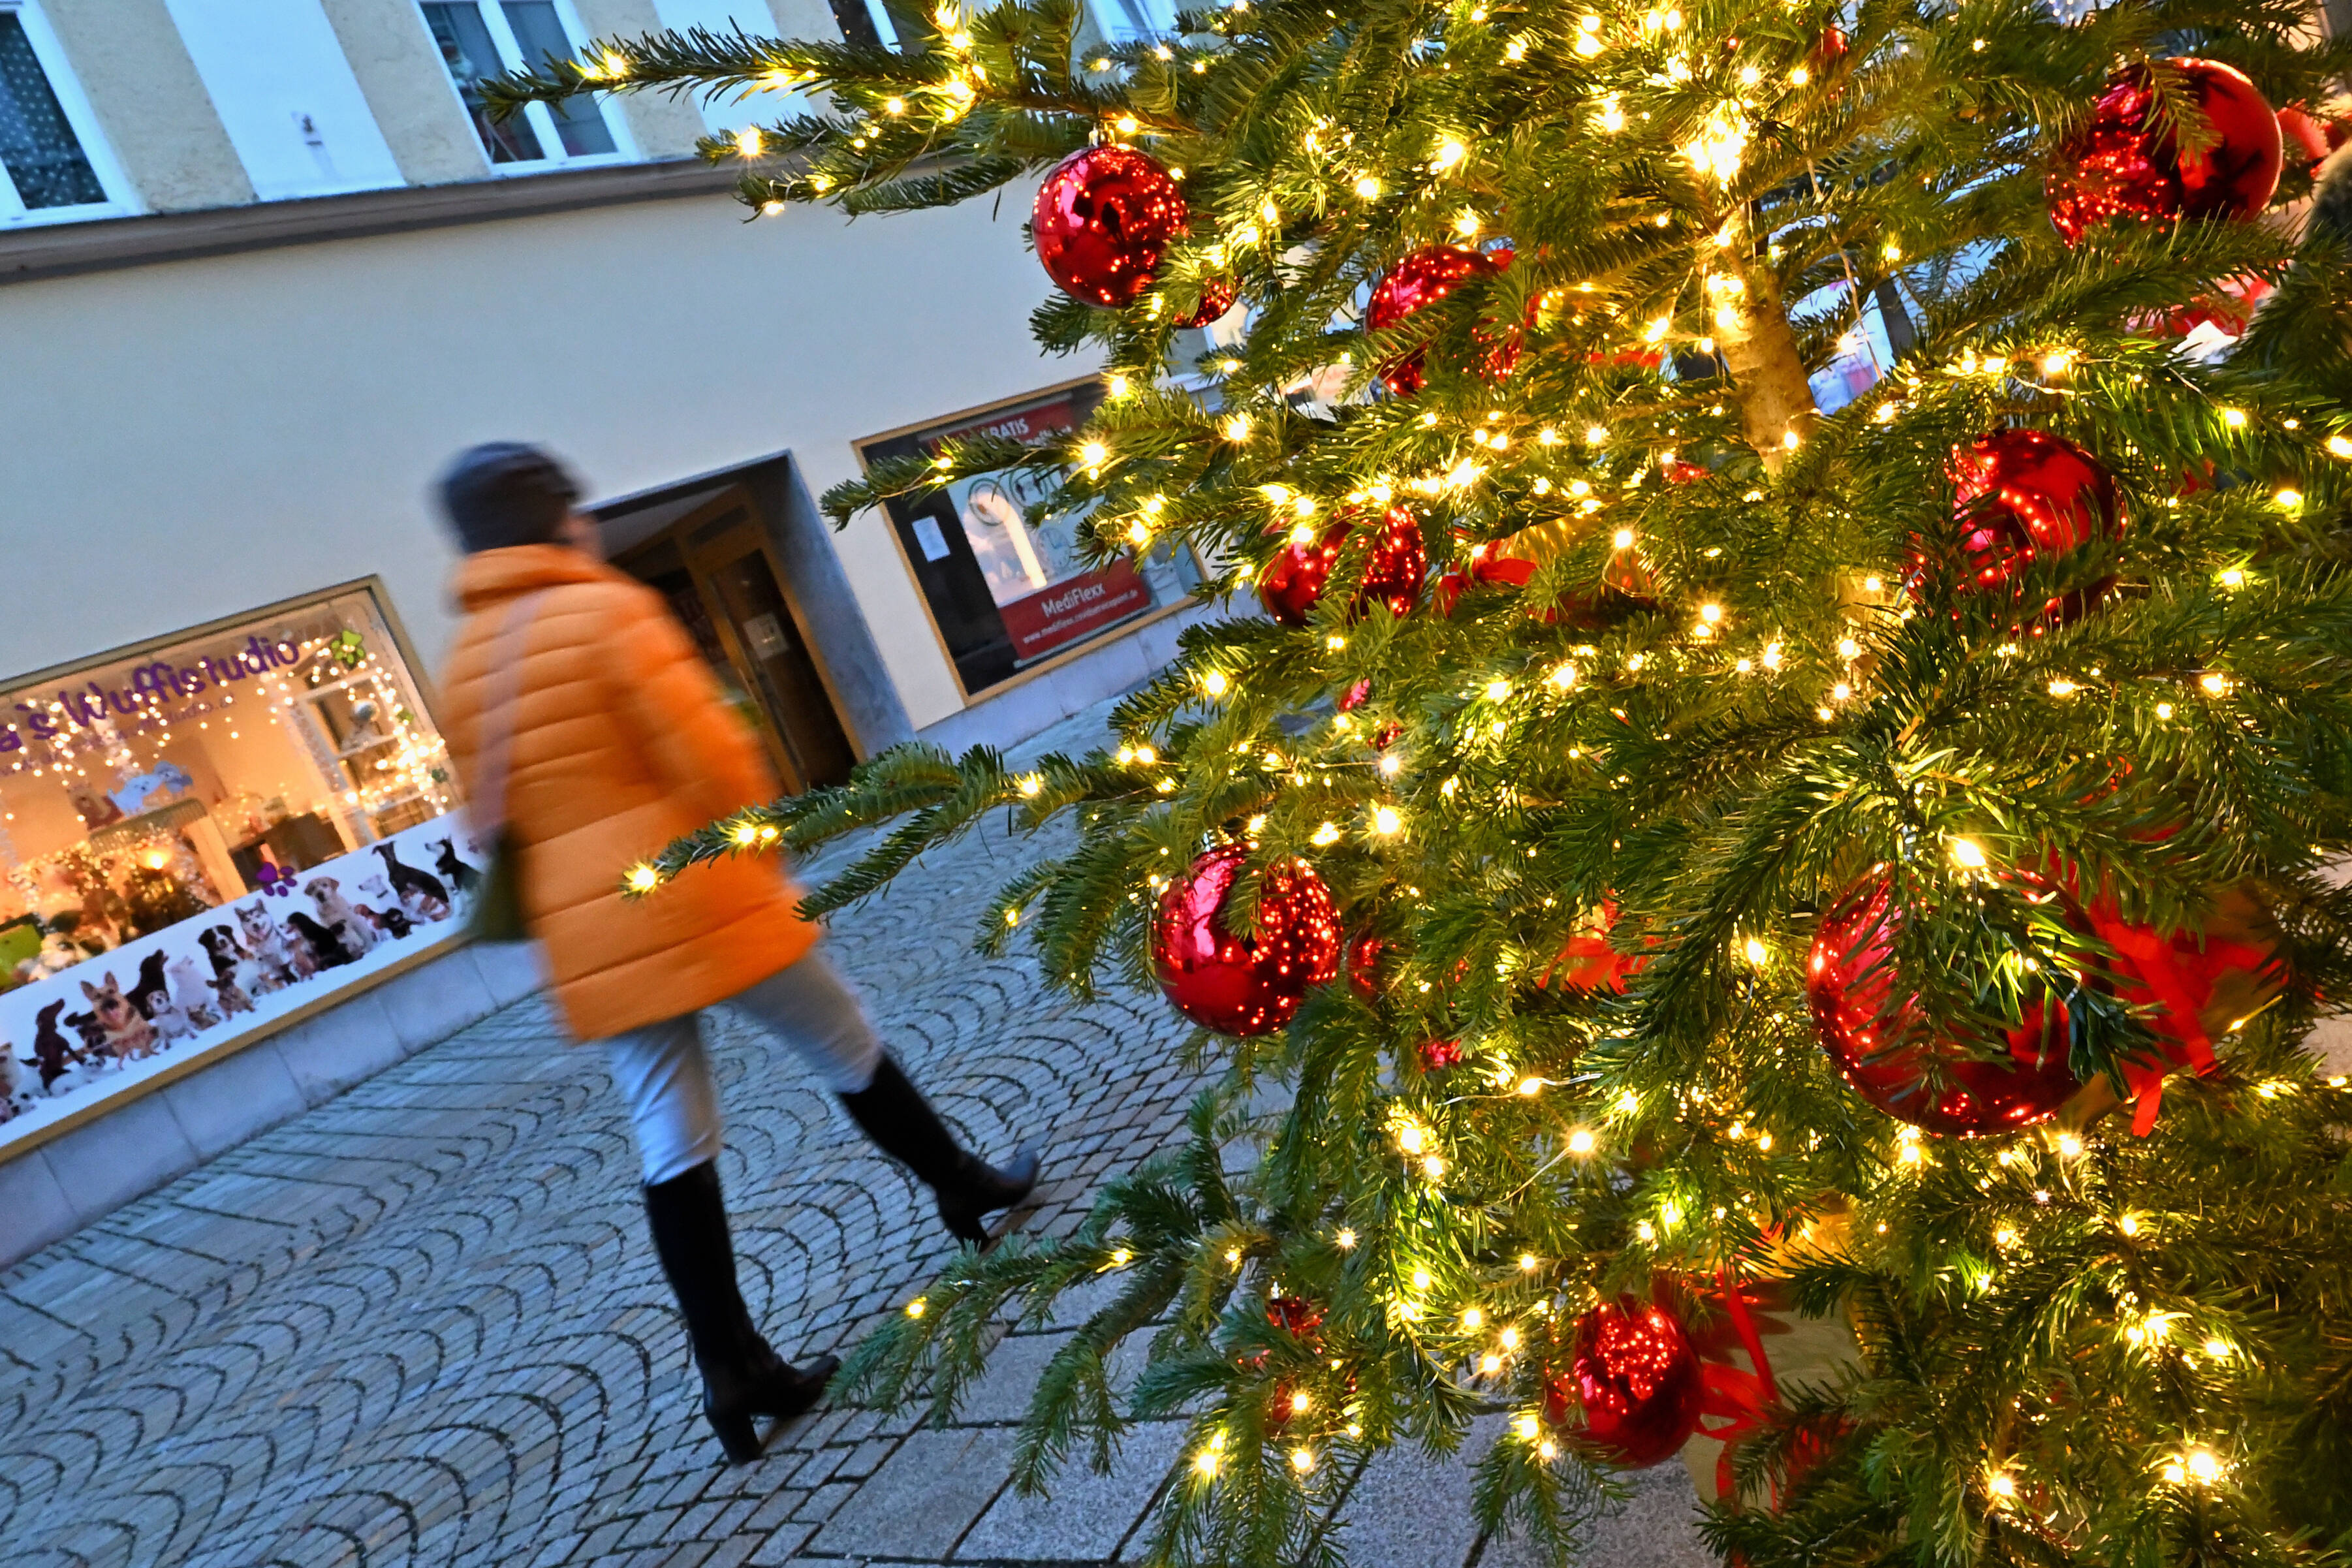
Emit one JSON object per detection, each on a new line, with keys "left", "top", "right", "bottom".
{"left": 436, "top": 442, "right": 582, "bottom": 554}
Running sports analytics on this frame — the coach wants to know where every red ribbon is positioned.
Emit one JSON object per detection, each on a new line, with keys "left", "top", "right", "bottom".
{"left": 2082, "top": 896, "right": 2277, "bottom": 1134}
{"left": 1696, "top": 1268, "right": 1780, "bottom": 1499}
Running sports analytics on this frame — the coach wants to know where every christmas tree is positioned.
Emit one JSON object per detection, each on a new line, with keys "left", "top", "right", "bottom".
{"left": 496, "top": 3, "right": 2352, "bottom": 1561}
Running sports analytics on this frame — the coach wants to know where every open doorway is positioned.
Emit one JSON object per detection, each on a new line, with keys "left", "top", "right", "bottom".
{"left": 607, "top": 484, "right": 857, "bottom": 795}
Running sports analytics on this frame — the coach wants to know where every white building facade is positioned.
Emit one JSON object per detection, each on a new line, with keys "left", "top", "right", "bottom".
{"left": 0, "top": 0, "right": 1214, "bottom": 1257}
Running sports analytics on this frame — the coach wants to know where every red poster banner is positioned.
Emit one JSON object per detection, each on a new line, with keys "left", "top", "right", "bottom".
{"left": 997, "top": 560, "right": 1152, "bottom": 661}
{"left": 922, "top": 397, "right": 1080, "bottom": 456}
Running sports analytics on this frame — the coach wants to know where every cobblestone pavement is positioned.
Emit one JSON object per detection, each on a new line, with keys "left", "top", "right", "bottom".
{"left": 0, "top": 705, "right": 1712, "bottom": 1568}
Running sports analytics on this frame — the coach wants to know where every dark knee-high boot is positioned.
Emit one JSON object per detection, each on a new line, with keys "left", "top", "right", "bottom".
{"left": 642, "top": 1161, "right": 838, "bottom": 1462}
{"left": 838, "top": 1055, "right": 1041, "bottom": 1245}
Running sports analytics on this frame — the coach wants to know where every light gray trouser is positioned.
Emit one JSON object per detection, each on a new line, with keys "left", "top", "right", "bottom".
{"left": 602, "top": 949, "right": 884, "bottom": 1185}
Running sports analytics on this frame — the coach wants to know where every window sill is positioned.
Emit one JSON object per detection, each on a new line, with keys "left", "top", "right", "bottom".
{"left": 0, "top": 158, "right": 742, "bottom": 287}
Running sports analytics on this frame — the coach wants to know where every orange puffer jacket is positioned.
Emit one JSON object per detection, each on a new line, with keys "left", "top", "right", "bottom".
{"left": 438, "top": 544, "right": 817, "bottom": 1039}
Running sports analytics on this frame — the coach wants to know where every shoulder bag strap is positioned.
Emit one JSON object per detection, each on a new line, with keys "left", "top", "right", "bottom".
{"left": 467, "top": 590, "right": 550, "bottom": 837}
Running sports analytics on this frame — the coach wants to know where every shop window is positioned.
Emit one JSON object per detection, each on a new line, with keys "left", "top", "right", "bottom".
{"left": 420, "top": 0, "right": 625, "bottom": 168}
{"left": 0, "top": 584, "right": 480, "bottom": 1139}
{"left": 858, "top": 380, "right": 1205, "bottom": 697}
{"left": 0, "top": 3, "right": 121, "bottom": 224}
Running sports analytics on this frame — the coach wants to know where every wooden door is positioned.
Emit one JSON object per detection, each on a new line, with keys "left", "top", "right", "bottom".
{"left": 613, "top": 489, "right": 858, "bottom": 794}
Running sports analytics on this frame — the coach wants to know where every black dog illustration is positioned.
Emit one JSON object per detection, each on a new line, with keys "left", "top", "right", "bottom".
{"left": 60, "top": 1009, "right": 107, "bottom": 1056}
{"left": 125, "top": 949, "right": 170, "bottom": 1020}
{"left": 433, "top": 838, "right": 483, "bottom": 896}
{"left": 286, "top": 911, "right": 356, "bottom": 969}
{"left": 372, "top": 843, "right": 450, "bottom": 921}
{"left": 198, "top": 924, "right": 245, "bottom": 980}
{"left": 27, "top": 999, "right": 86, "bottom": 1090}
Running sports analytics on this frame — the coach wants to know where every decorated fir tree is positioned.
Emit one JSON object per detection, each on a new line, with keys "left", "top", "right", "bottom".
{"left": 497, "top": 2, "right": 2352, "bottom": 1561}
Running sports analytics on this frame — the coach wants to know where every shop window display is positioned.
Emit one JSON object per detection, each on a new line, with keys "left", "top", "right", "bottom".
{"left": 860, "top": 379, "right": 1206, "bottom": 695}
{"left": 0, "top": 584, "right": 481, "bottom": 1140}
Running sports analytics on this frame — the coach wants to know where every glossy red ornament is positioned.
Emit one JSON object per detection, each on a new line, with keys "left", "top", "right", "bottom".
{"left": 1418, "top": 1038, "right": 1464, "bottom": 1071}
{"left": 1174, "top": 275, "right": 1238, "bottom": 328}
{"left": 2278, "top": 103, "right": 2352, "bottom": 171}
{"left": 1908, "top": 428, "right": 2124, "bottom": 628}
{"left": 1663, "top": 459, "right": 1710, "bottom": 486}
{"left": 1268, "top": 1293, "right": 1325, "bottom": 1344}
{"left": 1152, "top": 845, "right": 1342, "bottom": 1035}
{"left": 1259, "top": 507, "right": 1426, "bottom": 625}
{"left": 2048, "top": 59, "right": 2283, "bottom": 245}
{"left": 1033, "top": 145, "right": 1189, "bottom": 307}
{"left": 1366, "top": 243, "right": 1516, "bottom": 396}
{"left": 1544, "top": 1296, "right": 1706, "bottom": 1469}
{"left": 1805, "top": 873, "right": 2082, "bottom": 1137}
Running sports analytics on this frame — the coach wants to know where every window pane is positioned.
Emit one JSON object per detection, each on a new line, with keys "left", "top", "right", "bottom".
{"left": 498, "top": 3, "right": 616, "bottom": 156}
{"left": 420, "top": 2, "right": 544, "bottom": 163}
{"left": 0, "top": 15, "right": 103, "bottom": 210}
{"left": 1093, "top": 0, "right": 1174, "bottom": 40}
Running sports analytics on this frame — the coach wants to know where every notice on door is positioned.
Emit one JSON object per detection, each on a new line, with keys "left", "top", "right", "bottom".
{"left": 742, "top": 612, "right": 789, "bottom": 659}
{"left": 997, "top": 559, "right": 1152, "bottom": 661}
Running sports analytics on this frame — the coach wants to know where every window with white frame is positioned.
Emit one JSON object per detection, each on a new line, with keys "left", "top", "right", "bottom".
{"left": 1091, "top": 0, "right": 1178, "bottom": 42}
{"left": 420, "top": 1, "right": 629, "bottom": 168}
{"left": 0, "top": 3, "right": 123, "bottom": 224}
{"left": 648, "top": 0, "right": 808, "bottom": 133}
{"left": 165, "top": 0, "right": 406, "bottom": 202}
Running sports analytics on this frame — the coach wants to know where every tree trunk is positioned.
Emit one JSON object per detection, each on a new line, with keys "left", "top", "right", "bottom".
{"left": 1714, "top": 221, "right": 1818, "bottom": 475}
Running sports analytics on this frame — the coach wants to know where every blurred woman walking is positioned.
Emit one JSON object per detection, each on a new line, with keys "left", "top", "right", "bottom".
{"left": 433, "top": 442, "right": 1039, "bottom": 1463}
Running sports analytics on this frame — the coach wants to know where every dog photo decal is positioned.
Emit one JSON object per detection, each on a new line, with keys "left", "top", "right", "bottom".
{"left": 0, "top": 819, "right": 483, "bottom": 1131}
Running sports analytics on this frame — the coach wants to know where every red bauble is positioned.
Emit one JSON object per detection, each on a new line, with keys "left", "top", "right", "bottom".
{"left": 1175, "top": 275, "right": 1238, "bottom": 328}
{"left": 1543, "top": 1296, "right": 1706, "bottom": 1469}
{"left": 1033, "top": 146, "right": 1189, "bottom": 307}
{"left": 1258, "top": 507, "right": 1426, "bottom": 625}
{"left": 1366, "top": 243, "right": 1516, "bottom": 396}
{"left": 1259, "top": 528, "right": 1343, "bottom": 624}
{"left": 1418, "top": 1038, "right": 1464, "bottom": 1071}
{"left": 2278, "top": 104, "right": 2352, "bottom": 171}
{"left": 1268, "top": 1293, "right": 1325, "bottom": 1343}
{"left": 1805, "top": 874, "right": 2083, "bottom": 1137}
{"left": 1907, "top": 428, "right": 2124, "bottom": 627}
{"left": 1152, "top": 845, "right": 1342, "bottom": 1035}
{"left": 2048, "top": 59, "right": 2283, "bottom": 245}
{"left": 1356, "top": 509, "right": 1426, "bottom": 617}
{"left": 1663, "top": 459, "right": 1710, "bottom": 486}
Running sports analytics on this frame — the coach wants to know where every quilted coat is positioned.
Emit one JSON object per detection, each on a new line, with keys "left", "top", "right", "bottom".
{"left": 438, "top": 544, "right": 817, "bottom": 1039}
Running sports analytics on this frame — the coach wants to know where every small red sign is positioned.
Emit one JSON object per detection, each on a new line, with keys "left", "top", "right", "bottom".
{"left": 923, "top": 396, "right": 1080, "bottom": 456}
{"left": 997, "top": 560, "right": 1152, "bottom": 661}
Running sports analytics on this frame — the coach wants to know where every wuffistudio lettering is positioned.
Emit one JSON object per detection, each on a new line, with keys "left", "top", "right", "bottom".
{"left": 3, "top": 636, "right": 302, "bottom": 752}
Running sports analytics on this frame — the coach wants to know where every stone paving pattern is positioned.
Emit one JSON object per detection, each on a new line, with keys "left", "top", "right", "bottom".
{"left": 0, "top": 706, "right": 1714, "bottom": 1568}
